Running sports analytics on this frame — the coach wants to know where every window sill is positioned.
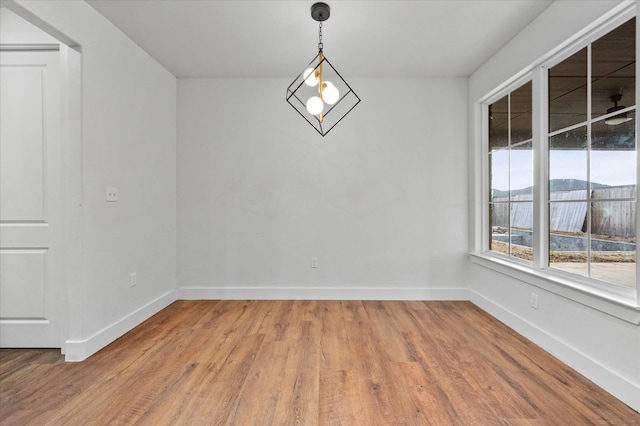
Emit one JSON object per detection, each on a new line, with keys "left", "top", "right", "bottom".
{"left": 468, "top": 252, "right": 640, "bottom": 325}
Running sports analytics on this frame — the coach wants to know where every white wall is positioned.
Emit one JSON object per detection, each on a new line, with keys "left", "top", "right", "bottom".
{"left": 0, "top": 7, "right": 58, "bottom": 44}
{"left": 10, "top": 0, "right": 177, "bottom": 360}
{"left": 468, "top": 0, "right": 639, "bottom": 410}
{"left": 177, "top": 78, "right": 469, "bottom": 300}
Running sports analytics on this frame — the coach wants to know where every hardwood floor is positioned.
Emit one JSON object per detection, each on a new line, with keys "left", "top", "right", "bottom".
{"left": 1, "top": 300, "right": 638, "bottom": 425}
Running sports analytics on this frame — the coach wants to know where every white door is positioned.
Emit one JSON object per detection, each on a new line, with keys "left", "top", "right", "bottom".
{"left": 0, "top": 50, "right": 61, "bottom": 347}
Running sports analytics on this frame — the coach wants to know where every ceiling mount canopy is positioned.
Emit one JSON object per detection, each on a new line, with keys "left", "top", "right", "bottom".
{"left": 286, "top": 2, "right": 360, "bottom": 136}
{"left": 310, "top": 2, "right": 330, "bottom": 22}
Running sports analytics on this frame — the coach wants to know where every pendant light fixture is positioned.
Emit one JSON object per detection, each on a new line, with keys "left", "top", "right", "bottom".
{"left": 604, "top": 93, "right": 633, "bottom": 126}
{"left": 286, "top": 2, "right": 360, "bottom": 136}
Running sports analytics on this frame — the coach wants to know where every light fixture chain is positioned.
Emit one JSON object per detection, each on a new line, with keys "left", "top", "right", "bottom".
{"left": 318, "top": 22, "right": 323, "bottom": 51}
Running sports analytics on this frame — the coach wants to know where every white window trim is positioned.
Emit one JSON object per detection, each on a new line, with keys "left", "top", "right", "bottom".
{"left": 470, "top": 1, "right": 640, "bottom": 325}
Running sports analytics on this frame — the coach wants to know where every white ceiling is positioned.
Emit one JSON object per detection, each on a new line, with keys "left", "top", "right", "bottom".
{"left": 88, "top": 0, "right": 553, "bottom": 79}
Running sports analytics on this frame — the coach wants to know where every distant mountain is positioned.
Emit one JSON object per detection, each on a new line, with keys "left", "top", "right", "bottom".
{"left": 549, "top": 179, "right": 608, "bottom": 192}
{"left": 492, "top": 179, "right": 609, "bottom": 198}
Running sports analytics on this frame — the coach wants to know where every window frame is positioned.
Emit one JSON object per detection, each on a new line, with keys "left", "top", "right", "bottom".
{"left": 471, "top": 3, "right": 640, "bottom": 323}
{"left": 486, "top": 77, "right": 536, "bottom": 266}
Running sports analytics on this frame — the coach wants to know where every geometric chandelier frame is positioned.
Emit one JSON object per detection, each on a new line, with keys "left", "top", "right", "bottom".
{"left": 286, "top": 3, "right": 360, "bottom": 136}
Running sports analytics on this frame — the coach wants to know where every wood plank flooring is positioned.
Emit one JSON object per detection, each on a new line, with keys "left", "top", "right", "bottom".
{"left": 1, "top": 300, "right": 638, "bottom": 425}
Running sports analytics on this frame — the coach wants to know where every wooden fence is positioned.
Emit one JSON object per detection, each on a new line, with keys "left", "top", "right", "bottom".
{"left": 592, "top": 186, "right": 636, "bottom": 237}
{"left": 491, "top": 185, "right": 636, "bottom": 238}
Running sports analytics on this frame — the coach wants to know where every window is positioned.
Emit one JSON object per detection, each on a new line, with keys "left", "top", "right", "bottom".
{"left": 489, "top": 82, "right": 533, "bottom": 262}
{"left": 548, "top": 18, "right": 636, "bottom": 290}
{"left": 484, "top": 15, "right": 637, "bottom": 296}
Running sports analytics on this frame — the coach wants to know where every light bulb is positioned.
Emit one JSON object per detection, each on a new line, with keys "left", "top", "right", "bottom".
{"left": 306, "top": 96, "right": 324, "bottom": 115}
{"left": 303, "top": 68, "right": 319, "bottom": 87}
{"left": 322, "top": 83, "right": 339, "bottom": 105}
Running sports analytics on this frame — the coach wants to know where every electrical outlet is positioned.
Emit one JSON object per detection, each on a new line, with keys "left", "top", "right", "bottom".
{"left": 530, "top": 292, "right": 538, "bottom": 309}
{"left": 130, "top": 273, "right": 137, "bottom": 287}
{"left": 311, "top": 257, "right": 318, "bottom": 268}
{"left": 106, "top": 187, "right": 118, "bottom": 202}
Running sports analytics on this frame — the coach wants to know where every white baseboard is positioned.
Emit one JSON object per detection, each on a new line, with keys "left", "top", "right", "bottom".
{"left": 470, "top": 290, "right": 640, "bottom": 412}
{"left": 177, "top": 286, "right": 470, "bottom": 301}
{"left": 64, "top": 289, "right": 177, "bottom": 362}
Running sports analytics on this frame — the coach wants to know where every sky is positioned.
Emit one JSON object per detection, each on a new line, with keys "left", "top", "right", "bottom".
{"left": 491, "top": 150, "right": 637, "bottom": 191}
